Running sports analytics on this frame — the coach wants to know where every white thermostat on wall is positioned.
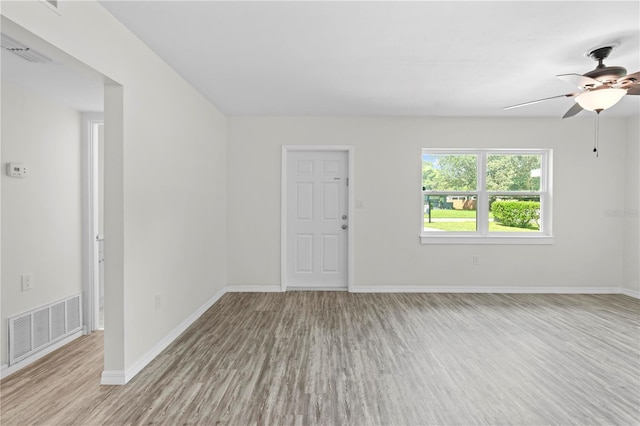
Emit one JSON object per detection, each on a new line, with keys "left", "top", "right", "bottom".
{"left": 6, "top": 163, "right": 27, "bottom": 178}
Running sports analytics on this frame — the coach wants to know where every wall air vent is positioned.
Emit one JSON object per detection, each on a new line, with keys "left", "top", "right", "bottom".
{"left": 8, "top": 294, "right": 83, "bottom": 365}
{"left": 0, "top": 34, "right": 52, "bottom": 63}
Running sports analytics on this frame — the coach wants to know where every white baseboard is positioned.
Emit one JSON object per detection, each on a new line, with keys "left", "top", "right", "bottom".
{"left": 349, "top": 286, "right": 627, "bottom": 294}
{"left": 1, "top": 330, "right": 84, "bottom": 379}
{"left": 100, "top": 370, "right": 126, "bottom": 385}
{"left": 287, "top": 286, "right": 348, "bottom": 291}
{"left": 619, "top": 287, "right": 640, "bottom": 299}
{"left": 100, "top": 287, "right": 226, "bottom": 385}
{"left": 225, "top": 285, "right": 282, "bottom": 292}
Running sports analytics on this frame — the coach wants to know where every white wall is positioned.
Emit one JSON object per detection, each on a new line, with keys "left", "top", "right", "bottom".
{"left": 624, "top": 117, "right": 640, "bottom": 295}
{"left": 227, "top": 116, "right": 628, "bottom": 290}
{"left": 1, "top": 1, "right": 227, "bottom": 379}
{"left": 1, "top": 82, "right": 83, "bottom": 366}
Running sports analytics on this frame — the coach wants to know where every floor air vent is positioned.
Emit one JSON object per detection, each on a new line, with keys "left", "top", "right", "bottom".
{"left": 8, "top": 294, "right": 82, "bottom": 365}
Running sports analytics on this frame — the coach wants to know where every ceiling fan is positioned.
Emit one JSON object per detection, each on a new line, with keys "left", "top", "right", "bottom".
{"left": 505, "top": 46, "right": 640, "bottom": 118}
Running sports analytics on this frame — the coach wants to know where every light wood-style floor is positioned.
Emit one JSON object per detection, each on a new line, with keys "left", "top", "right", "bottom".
{"left": 1, "top": 292, "right": 639, "bottom": 425}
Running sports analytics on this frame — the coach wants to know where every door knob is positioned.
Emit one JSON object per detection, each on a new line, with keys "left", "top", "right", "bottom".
{"left": 342, "top": 224, "right": 348, "bottom": 229}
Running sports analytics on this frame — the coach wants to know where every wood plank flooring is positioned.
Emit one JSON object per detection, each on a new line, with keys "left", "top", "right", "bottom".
{"left": 1, "top": 292, "right": 639, "bottom": 425}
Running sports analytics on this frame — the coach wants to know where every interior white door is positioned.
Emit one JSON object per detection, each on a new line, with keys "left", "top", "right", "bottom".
{"left": 286, "top": 150, "right": 348, "bottom": 289}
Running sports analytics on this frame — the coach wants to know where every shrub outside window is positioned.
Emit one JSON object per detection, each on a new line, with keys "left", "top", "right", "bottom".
{"left": 421, "top": 149, "right": 553, "bottom": 244}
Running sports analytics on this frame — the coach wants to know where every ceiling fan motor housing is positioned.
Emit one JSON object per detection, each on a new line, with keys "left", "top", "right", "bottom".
{"left": 584, "top": 46, "right": 627, "bottom": 82}
{"left": 584, "top": 65, "right": 627, "bottom": 82}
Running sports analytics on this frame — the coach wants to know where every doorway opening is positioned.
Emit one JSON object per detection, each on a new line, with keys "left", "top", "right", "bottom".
{"left": 1, "top": 18, "right": 123, "bottom": 382}
{"left": 83, "top": 115, "right": 104, "bottom": 331}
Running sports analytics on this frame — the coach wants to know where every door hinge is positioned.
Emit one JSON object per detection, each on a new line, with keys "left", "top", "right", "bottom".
{"left": 346, "top": 178, "right": 349, "bottom": 186}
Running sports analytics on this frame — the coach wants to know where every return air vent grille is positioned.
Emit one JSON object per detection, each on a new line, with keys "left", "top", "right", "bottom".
{"left": 8, "top": 294, "right": 82, "bottom": 365}
{"left": 13, "top": 316, "right": 32, "bottom": 360}
{"left": 51, "top": 302, "right": 66, "bottom": 340}
{"left": 33, "top": 309, "right": 50, "bottom": 350}
{"left": 0, "top": 33, "right": 52, "bottom": 63}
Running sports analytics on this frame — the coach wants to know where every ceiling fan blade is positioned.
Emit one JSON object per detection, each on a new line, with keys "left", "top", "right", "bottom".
{"left": 504, "top": 93, "right": 577, "bottom": 110}
{"left": 619, "top": 71, "right": 640, "bottom": 82}
{"left": 556, "top": 73, "right": 602, "bottom": 89}
{"left": 615, "top": 71, "right": 640, "bottom": 94}
{"left": 626, "top": 85, "right": 640, "bottom": 95}
{"left": 561, "top": 102, "right": 583, "bottom": 119}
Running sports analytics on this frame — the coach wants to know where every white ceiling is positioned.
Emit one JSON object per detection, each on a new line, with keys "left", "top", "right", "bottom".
{"left": 97, "top": 0, "right": 640, "bottom": 118}
{"left": 3, "top": 1, "right": 638, "bottom": 118}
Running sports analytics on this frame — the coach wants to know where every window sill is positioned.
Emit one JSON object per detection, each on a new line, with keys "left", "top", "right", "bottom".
{"left": 420, "top": 235, "right": 555, "bottom": 245}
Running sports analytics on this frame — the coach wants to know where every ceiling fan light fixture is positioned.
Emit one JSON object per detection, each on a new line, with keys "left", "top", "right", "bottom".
{"left": 575, "top": 88, "right": 627, "bottom": 111}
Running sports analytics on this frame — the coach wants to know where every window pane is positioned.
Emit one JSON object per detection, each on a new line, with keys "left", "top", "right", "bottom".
{"left": 424, "top": 194, "right": 477, "bottom": 232}
{"left": 486, "top": 154, "right": 542, "bottom": 191}
{"left": 489, "top": 195, "right": 541, "bottom": 232}
{"left": 422, "top": 154, "right": 477, "bottom": 191}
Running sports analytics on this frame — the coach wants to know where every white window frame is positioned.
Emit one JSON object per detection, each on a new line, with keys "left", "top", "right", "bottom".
{"left": 420, "top": 149, "right": 554, "bottom": 245}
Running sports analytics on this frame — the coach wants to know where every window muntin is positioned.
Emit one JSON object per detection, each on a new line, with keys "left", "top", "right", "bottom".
{"left": 421, "top": 149, "right": 551, "bottom": 243}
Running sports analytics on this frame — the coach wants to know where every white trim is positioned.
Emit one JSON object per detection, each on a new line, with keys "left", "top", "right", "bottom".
{"left": 1, "top": 330, "right": 83, "bottom": 379}
{"left": 226, "top": 285, "right": 283, "bottom": 293}
{"left": 420, "top": 236, "right": 555, "bottom": 245}
{"left": 350, "top": 286, "right": 626, "bottom": 294}
{"left": 347, "top": 148, "right": 355, "bottom": 292}
{"left": 620, "top": 287, "right": 640, "bottom": 299}
{"left": 281, "top": 145, "right": 355, "bottom": 292}
{"left": 100, "top": 287, "right": 226, "bottom": 385}
{"left": 281, "top": 149, "right": 288, "bottom": 292}
{"left": 82, "top": 113, "right": 104, "bottom": 334}
{"left": 100, "top": 370, "right": 126, "bottom": 386}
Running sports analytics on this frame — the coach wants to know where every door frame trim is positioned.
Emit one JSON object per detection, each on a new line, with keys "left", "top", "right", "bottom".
{"left": 281, "top": 145, "right": 354, "bottom": 292}
{"left": 82, "top": 113, "right": 103, "bottom": 333}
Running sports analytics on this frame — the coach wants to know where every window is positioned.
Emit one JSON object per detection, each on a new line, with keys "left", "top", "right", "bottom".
{"left": 421, "top": 149, "right": 553, "bottom": 244}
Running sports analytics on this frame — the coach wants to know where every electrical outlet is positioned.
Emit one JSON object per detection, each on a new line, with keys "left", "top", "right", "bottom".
{"left": 154, "top": 294, "right": 161, "bottom": 310}
{"left": 21, "top": 273, "right": 33, "bottom": 291}
{"left": 472, "top": 255, "right": 479, "bottom": 266}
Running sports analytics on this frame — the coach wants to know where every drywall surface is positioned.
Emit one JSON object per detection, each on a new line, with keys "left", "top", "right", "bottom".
{"left": 227, "top": 116, "right": 627, "bottom": 290}
{"left": 623, "top": 116, "right": 640, "bottom": 294}
{"left": 1, "top": 82, "right": 83, "bottom": 366}
{"left": 1, "top": 1, "right": 227, "bottom": 376}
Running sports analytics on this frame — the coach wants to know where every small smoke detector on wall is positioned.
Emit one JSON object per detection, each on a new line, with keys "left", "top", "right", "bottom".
{"left": 6, "top": 163, "right": 27, "bottom": 178}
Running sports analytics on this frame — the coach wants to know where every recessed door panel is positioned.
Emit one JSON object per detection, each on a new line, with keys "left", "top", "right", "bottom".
{"left": 296, "top": 160, "right": 313, "bottom": 175}
{"left": 295, "top": 234, "right": 313, "bottom": 272}
{"left": 321, "top": 234, "right": 339, "bottom": 272}
{"left": 322, "top": 160, "right": 340, "bottom": 175}
{"left": 296, "top": 182, "right": 313, "bottom": 221}
{"left": 321, "top": 182, "right": 340, "bottom": 221}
